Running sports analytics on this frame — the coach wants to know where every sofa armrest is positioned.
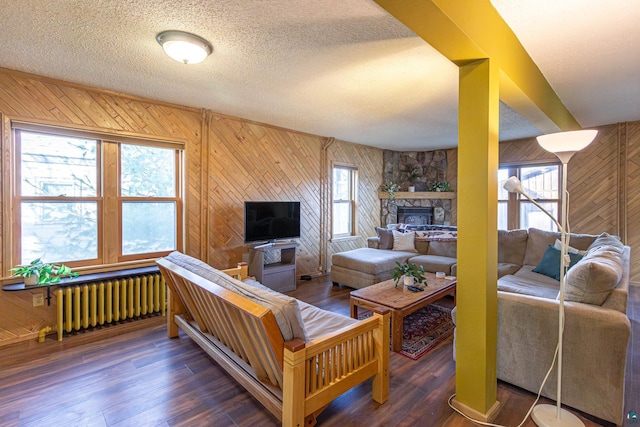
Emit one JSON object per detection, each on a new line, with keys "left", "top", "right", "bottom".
{"left": 367, "top": 237, "right": 380, "bottom": 249}
{"left": 497, "top": 291, "right": 630, "bottom": 425}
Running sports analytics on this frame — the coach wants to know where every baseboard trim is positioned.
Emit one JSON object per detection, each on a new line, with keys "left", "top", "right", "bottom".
{"left": 451, "top": 397, "right": 502, "bottom": 423}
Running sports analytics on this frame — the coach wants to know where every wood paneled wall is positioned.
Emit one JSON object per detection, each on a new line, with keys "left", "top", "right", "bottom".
{"left": 499, "top": 123, "right": 640, "bottom": 283}
{"left": 325, "top": 140, "right": 383, "bottom": 272}
{"left": 0, "top": 68, "right": 383, "bottom": 344}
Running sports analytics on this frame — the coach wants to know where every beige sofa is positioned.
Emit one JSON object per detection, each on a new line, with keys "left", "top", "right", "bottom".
{"left": 331, "top": 226, "right": 458, "bottom": 289}
{"left": 454, "top": 228, "right": 631, "bottom": 426}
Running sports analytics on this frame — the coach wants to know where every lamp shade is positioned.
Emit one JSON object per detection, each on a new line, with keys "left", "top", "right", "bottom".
{"left": 157, "top": 30, "right": 212, "bottom": 64}
{"left": 536, "top": 129, "right": 598, "bottom": 154}
{"left": 503, "top": 176, "right": 524, "bottom": 194}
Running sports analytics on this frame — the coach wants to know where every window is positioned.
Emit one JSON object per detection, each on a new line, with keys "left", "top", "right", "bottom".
{"left": 332, "top": 165, "right": 357, "bottom": 238}
{"left": 13, "top": 127, "right": 182, "bottom": 267}
{"left": 498, "top": 164, "right": 560, "bottom": 232}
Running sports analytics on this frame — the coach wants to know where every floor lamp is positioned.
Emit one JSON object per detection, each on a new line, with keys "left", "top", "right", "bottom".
{"left": 504, "top": 129, "right": 598, "bottom": 427}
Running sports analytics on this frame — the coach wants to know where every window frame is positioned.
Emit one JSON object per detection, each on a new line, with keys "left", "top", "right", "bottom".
{"left": 331, "top": 163, "right": 358, "bottom": 239}
{"left": 499, "top": 162, "right": 562, "bottom": 231}
{"left": 8, "top": 122, "right": 184, "bottom": 272}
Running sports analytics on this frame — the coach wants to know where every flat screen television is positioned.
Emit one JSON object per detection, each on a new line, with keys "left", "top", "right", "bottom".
{"left": 244, "top": 201, "right": 301, "bottom": 244}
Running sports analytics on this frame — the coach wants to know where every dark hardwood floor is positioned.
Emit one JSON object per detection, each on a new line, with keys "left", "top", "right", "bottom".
{"left": 0, "top": 276, "right": 637, "bottom": 426}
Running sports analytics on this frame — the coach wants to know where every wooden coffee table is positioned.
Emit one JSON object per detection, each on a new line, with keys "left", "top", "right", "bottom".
{"left": 350, "top": 272, "right": 456, "bottom": 352}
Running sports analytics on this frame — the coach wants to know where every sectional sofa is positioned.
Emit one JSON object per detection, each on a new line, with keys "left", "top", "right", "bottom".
{"left": 331, "top": 226, "right": 630, "bottom": 425}
{"left": 330, "top": 225, "right": 458, "bottom": 289}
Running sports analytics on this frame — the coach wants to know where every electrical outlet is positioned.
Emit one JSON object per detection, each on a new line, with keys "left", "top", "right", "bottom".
{"left": 33, "top": 293, "right": 44, "bottom": 307}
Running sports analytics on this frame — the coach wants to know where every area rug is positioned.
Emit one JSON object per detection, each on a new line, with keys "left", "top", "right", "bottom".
{"left": 359, "top": 304, "right": 454, "bottom": 361}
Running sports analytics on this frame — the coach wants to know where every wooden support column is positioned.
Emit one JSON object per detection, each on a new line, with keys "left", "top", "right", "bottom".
{"left": 452, "top": 58, "right": 500, "bottom": 422}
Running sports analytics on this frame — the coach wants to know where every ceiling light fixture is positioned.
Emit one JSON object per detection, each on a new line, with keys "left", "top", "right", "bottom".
{"left": 156, "top": 30, "right": 212, "bottom": 65}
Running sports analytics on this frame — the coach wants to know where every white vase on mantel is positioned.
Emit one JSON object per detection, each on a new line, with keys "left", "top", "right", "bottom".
{"left": 403, "top": 275, "right": 414, "bottom": 287}
{"left": 408, "top": 186, "right": 415, "bottom": 192}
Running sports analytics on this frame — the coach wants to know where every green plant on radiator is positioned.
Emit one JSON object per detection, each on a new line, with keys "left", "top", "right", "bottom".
{"left": 11, "top": 258, "right": 78, "bottom": 285}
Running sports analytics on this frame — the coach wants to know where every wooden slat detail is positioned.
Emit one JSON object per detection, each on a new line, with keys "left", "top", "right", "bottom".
{"left": 625, "top": 122, "right": 640, "bottom": 283}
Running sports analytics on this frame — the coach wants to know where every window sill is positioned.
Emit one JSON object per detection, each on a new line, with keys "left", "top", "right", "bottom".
{"left": 330, "top": 235, "right": 360, "bottom": 243}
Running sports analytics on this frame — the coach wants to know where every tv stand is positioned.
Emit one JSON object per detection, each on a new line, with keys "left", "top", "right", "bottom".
{"left": 248, "top": 242, "right": 298, "bottom": 292}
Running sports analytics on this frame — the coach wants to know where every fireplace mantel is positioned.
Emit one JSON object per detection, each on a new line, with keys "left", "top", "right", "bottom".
{"left": 377, "top": 191, "right": 455, "bottom": 200}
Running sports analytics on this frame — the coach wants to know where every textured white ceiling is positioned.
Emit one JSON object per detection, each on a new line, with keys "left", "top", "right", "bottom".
{"left": 0, "top": 0, "right": 638, "bottom": 150}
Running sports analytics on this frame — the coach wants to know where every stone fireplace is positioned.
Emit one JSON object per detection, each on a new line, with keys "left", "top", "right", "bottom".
{"left": 380, "top": 148, "right": 453, "bottom": 226}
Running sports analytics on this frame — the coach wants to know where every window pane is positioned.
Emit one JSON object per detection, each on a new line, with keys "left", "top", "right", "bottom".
{"left": 121, "top": 145, "right": 175, "bottom": 197}
{"left": 520, "top": 201, "right": 558, "bottom": 232}
{"left": 498, "top": 169, "right": 510, "bottom": 201}
{"left": 520, "top": 165, "right": 558, "bottom": 199}
{"left": 122, "top": 202, "right": 176, "bottom": 255}
{"left": 21, "top": 201, "right": 98, "bottom": 263}
{"left": 498, "top": 201, "right": 508, "bottom": 230}
{"left": 20, "top": 131, "right": 97, "bottom": 197}
{"left": 333, "top": 202, "right": 351, "bottom": 235}
{"left": 333, "top": 168, "right": 350, "bottom": 200}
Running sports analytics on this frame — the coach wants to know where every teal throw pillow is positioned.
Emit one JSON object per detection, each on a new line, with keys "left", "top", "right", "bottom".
{"left": 533, "top": 245, "right": 583, "bottom": 281}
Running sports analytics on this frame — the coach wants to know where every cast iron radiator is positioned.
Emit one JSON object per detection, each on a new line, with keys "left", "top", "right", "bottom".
{"left": 55, "top": 272, "right": 166, "bottom": 341}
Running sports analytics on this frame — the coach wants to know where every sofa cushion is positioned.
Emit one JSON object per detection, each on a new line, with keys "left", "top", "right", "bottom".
{"left": 409, "top": 254, "right": 456, "bottom": 274}
{"left": 164, "top": 251, "right": 308, "bottom": 342}
{"left": 498, "top": 262, "right": 521, "bottom": 278}
{"left": 393, "top": 230, "right": 417, "bottom": 252}
{"left": 426, "top": 240, "right": 457, "bottom": 258}
{"left": 565, "top": 243, "right": 624, "bottom": 305}
{"left": 523, "top": 228, "right": 596, "bottom": 267}
{"left": 498, "top": 229, "right": 528, "bottom": 265}
{"left": 532, "top": 245, "right": 583, "bottom": 281}
{"left": 331, "top": 248, "right": 415, "bottom": 276}
{"left": 297, "top": 300, "right": 359, "bottom": 341}
{"left": 376, "top": 227, "right": 394, "bottom": 249}
{"left": 499, "top": 266, "right": 560, "bottom": 299}
{"left": 586, "top": 232, "right": 624, "bottom": 253}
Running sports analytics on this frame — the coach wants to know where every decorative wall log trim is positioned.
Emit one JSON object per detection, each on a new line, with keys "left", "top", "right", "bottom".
{"left": 319, "top": 137, "right": 335, "bottom": 274}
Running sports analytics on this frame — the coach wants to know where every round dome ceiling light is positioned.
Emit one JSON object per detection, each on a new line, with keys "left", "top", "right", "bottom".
{"left": 156, "top": 30, "right": 213, "bottom": 65}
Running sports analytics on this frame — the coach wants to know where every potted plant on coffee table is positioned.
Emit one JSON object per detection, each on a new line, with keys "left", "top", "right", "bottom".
{"left": 391, "top": 262, "right": 427, "bottom": 288}
{"left": 11, "top": 258, "right": 78, "bottom": 286}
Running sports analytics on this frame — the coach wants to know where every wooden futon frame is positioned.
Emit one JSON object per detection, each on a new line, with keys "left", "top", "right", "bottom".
{"left": 157, "top": 258, "right": 390, "bottom": 427}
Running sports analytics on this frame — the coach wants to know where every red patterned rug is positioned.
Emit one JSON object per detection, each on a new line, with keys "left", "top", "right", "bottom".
{"left": 359, "top": 304, "right": 454, "bottom": 361}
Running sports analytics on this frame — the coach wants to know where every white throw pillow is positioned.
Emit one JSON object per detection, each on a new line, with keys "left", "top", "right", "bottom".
{"left": 392, "top": 230, "right": 417, "bottom": 252}
{"left": 554, "top": 239, "right": 586, "bottom": 255}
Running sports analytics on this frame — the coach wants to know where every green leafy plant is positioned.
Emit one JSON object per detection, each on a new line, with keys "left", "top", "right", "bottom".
{"left": 430, "top": 180, "right": 451, "bottom": 192}
{"left": 11, "top": 258, "right": 78, "bottom": 285}
{"left": 391, "top": 262, "right": 427, "bottom": 287}
{"left": 382, "top": 181, "right": 400, "bottom": 200}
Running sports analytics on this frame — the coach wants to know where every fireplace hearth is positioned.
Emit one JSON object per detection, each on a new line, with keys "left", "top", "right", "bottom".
{"left": 397, "top": 206, "right": 433, "bottom": 225}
